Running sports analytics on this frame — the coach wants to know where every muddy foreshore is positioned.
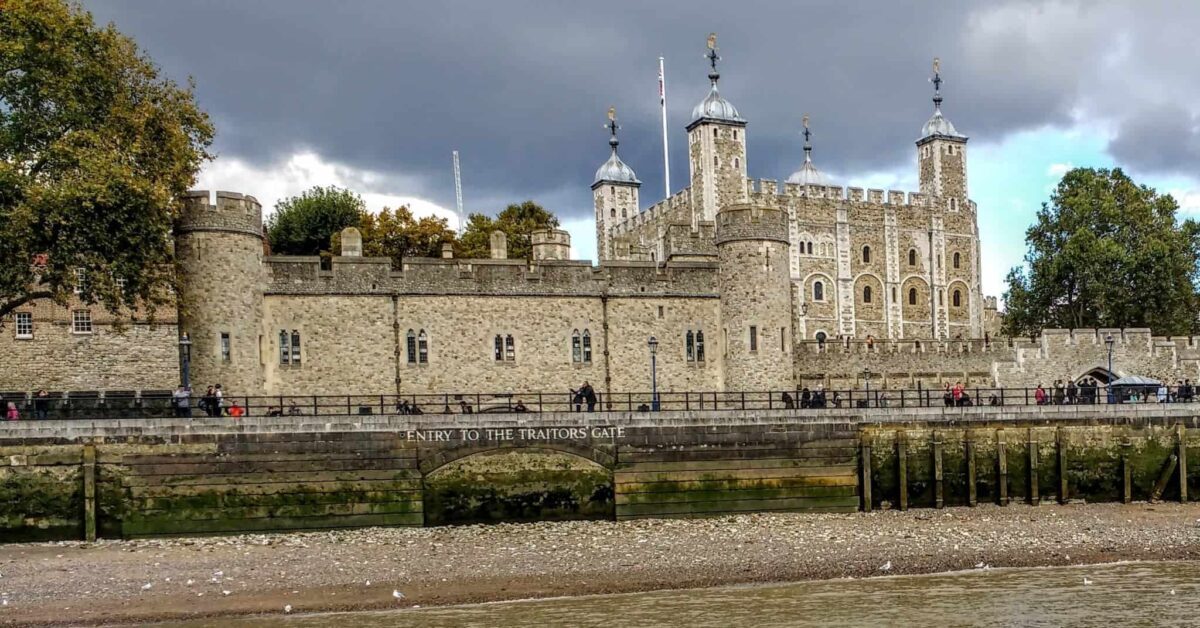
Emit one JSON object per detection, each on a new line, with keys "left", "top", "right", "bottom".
{"left": 1, "top": 503, "right": 1199, "bottom": 627}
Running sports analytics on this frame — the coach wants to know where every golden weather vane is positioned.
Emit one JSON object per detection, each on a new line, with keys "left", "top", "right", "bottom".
{"left": 707, "top": 32, "right": 717, "bottom": 50}
{"left": 933, "top": 57, "right": 940, "bottom": 74}
{"left": 607, "top": 106, "right": 616, "bottom": 122}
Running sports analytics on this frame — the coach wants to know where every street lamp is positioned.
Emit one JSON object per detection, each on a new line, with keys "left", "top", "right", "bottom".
{"left": 862, "top": 368, "right": 872, "bottom": 408}
{"left": 648, "top": 336, "right": 659, "bottom": 411}
{"left": 178, "top": 333, "right": 192, "bottom": 390}
{"left": 1105, "top": 334, "right": 1115, "bottom": 403}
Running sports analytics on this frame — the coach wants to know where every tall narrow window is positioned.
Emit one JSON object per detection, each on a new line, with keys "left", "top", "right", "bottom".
{"left": 505, "top": 334, "right": 515, "bottom": 361}
{"left": 714, "top": 128, "right": 719, "bottom": 139}
{"left": 290, "top": 330, "right": 301, "bottom": 365}
{"left": 807, "top": 242, "right": 813, "bottom": 255}
{"left": 813, "top": 281, "right": 824, "bottom": 302}
{"left": 582, "top": 330, "right": 592, "bottom": 363}
{"left": 714, "top": 154, "right": 719, "bottom": 167}
{"left": 572, "top": 329, "right": 582, "bottom": 363}
{"left": 220, "top": 333, "right": 231, "bottom": 363}
{"left": 863, "top": 286, "right": 873, "bottom": 303}
{"left": 908, "top": 249, "right": 917, "bottom": 266}
{"left": 14, "top": 312, "right": 33, "bottom": 339}
{"left": 494, "top": 335, "right": 504, "bottom": 361}
{"left": 780, "top": 327, "right": 786, "bottom": 351}
{"left": 953, "top": 252, "right": 961, "bottom": 269}
{"left": 407, "top": 330, "right": 417, "bottom": 364}
{"left": 686, "top": 330, "right": 695, "bottom": 362}
{"left": 417, "top": 330, "right": 428, "bottom": 363}
{"left": 733, "top": 130, "right": 738, "bottom": 140}
{"left": 749, "top": 326, "right": 758, "bottom": 352}
{"left": 953, "top": 290, "right": 962, "bottom": 307}
{"left": 696, "top": 331, "right": 705, "bottom": 362}
{"left": 908, "top": 288, "right": 917, "bottom": 305}
{"left": 279, "top": 330, "right": 290, "bottom": 365}
{"left": 862, "top": 246, "right": 871, "bottom": 263}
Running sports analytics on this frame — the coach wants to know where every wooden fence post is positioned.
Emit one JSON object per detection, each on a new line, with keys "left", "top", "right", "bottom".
{"left": 1029, "top": 428, "right": 1040, "bottom": 506}
{"left": 897, "top": 430, "right": 908, "bottom": 511}
{"left": 1121, "top": 437, "right": 1132, "bottom": 504}
{"left": 83, "top": 442, "right": 96, "bottom": 542}
{"left": 1178, "top": 424, "right": 1189, "bottom": 503}
{"left": 1057, "top": 427, "right": 1069, "bottom": 504}
{"left": 861, "top": 433, "right": 873, "bottom": 512}
{"left": 997, "top": 429, "right": 1008, "bottom": 506}
{"left": 966, "top": 433, "right": 977, "bottom": 507}
{"left": 933, "top": 431, "right": 944, "bottom": 509}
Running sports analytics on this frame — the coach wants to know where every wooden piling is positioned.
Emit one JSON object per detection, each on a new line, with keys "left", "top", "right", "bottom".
{"left": 82, "top": 443, "right": 96, "bottom": 542}
{"left": 1178, "top": 424, "right": 1189, "bottom": 503}
{"left": 1151, "top": 454, "right": 1179, "bottom": 503}
{"left": 861, "top": 434, "right": 873, "bottom": 513}
{"left": 933, "top": 431, "right": 944, "bottom": 509}
{"left": 1029, "top": 429, "right": 1040, "bottom": 506}
{"left": 1057, "top": 427, "right": 1068, "bottom": 505}
{"left": 1121, "top": 438, "right": 1132, "bottom": 504}
{"left": 966, "top": 433, "right": 977, "bottom": 507}
{"left": 897, "top": 430, "right": 908, "bottom": 511}
{"left": 997, "top": 429, "right": 1008, "bottom": 506}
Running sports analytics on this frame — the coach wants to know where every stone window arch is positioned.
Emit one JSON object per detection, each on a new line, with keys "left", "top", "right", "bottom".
{"left": 863, "top": 285, "right": 872, "bottom": 303}
{"left": 734, "top": 157, "right": 740, "bottom": 169}
{"left": 813, "top": 281, "right": 825, "bottom": 302}
{"left": 806, "top": 241, "right": 813, "bottom": 255}
{"left": 610, "top": 208, "right": 615, "bottom": 218}
{"left": 953, "top": 252, "right": 961, "bottom": 269}
{"left": 572, "top": 329, "right": 582, "bottom": 363}
{"left": 696, "top": 330, "right": 705, "bottom": 362}
{"left": 908, "top": 249, "right": 917, "bottom": 266}
{"left": 582, "top": 329, "right": 592, "bottom": 363}
{"left": 686, "top": 330, "right": 695, "bottom": 362}
{"left": 950, "top": 198, "right": 959, "bottom": 211}
{"left": 494, "top": 335, "right": 504, "bottom": 361}
{"left": 406, "top": 329, "right": 417, "bottom": 364}
{"left": 714, "top": 154, "right": 719, "bottom": 168}
{"left": 908, "top": 287, "right": 917, "bottom": 305}
{"left": 733, "top": 130, "right": 738, "bottom": 141}
{"left": 417, "top": 330, "right": 428, "bottom": 363}
{"left": 505, "top": 334, "right": 516, "bottom": 361}
{"left": 862, "top": 245, "right": 871, "bottom": 264}
{"left": 714, "top": 128, "right": 719, "bottom": 139}
{"left": 953, "top": 289, "right": 962, "bottom": 307}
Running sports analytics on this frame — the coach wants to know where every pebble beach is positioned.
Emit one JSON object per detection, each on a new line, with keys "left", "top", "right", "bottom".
{"left": 2, "top": 503, "right": 1199, "bottom": 626}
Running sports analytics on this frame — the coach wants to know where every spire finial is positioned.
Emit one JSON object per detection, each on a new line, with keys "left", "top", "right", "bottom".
{"left": 606, "top": 106, "right": 619, "bottom": 151}
{"left": 930, "top": 57, "right": 943, "bottom": 110}
{"left": 705, "top": 32, "right": 720, "bottom": 83}
{"left": 802, "top": 114, "right": 812, "bottom": 162}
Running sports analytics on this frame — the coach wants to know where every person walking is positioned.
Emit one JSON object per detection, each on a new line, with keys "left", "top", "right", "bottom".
{"left": 227, "top": 400, "right": 245, "bottom": 418}
{"left": 582, "top": 381, "right": 597, "bottom": 412}
{"left": 1035, "top": 384, "right": 1047, "bottom": 405}
{"left": 1053, "top": 380, "right": 1065, "bottom": 405}
{"left": 33, "top": 389, "right": 50, "bottom": 420}
{"left": 201, "top": 386, "right": 217, "bottom": 417}
{"left": 943, "top": 383, "right": 954, "bottom": 407}
{"left": 953, "top": 381, "right": 964, "bottom": 407}
{"left": 214, "top": 384, "right": 224, "bottom": 416}
{"left": 800, "top": 387, "right": 811, "bottom": 409}
{"left": 1066, "top": 380, "right": 1077, "bottom": 405}
{"left": 5, "top": 401, "right": 18, "bottom": 421}
{"left": 172, "top": 386, "right": 191, "bottom": 418}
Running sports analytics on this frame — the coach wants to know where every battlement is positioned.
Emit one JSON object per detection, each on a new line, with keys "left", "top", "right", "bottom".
{"left": 714, "top": 204, "right": 788, "bottom": 245}
{"left": 531, "top": 228, "right": 571, "bottom": 260}
{"left": 610, "top": 188, "right": 692, "bottom": 236}
{"left": 664, "top": 222, "right": 717, "bottom": 261}
{"left": 176, "top": 190, "right": 263, "bottom": 238}
{"left": 263, "top": 253, "right": 719, "bottom": 297}
{"left": 747, "top": 179, "right": 976, "bottom": 215}
{"left": 984, "top": 296, "right": 998, "bottom": 310}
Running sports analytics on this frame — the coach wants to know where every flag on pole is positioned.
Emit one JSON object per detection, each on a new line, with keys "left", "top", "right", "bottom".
{"left": 658, "top": 65, "right": 665, "bottom": 106}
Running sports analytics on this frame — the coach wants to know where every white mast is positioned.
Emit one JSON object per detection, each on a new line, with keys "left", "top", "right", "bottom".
{"left": 452, "top": 150, "right": 464, "bottom": 235}
{"left": 659, "top": 56, "right": 670, "bottom": 199}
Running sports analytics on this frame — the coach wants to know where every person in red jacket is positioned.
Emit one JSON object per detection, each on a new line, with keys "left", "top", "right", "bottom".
{"left": 1035, "top": 384, "right": 1048, "bottom": 405}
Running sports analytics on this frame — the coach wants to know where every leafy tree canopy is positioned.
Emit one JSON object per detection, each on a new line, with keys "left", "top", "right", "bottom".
{"left": 340, "top": 205, "right": 455, "bottom": 264}
{"left": 266, "top": 186, "right": 364, "bottom": 256}
{"left": 457, "top": 201, "right": 560, "bottom": 259}
{"left": 0, "top": 0, "right": 214, "bottom": 320}
{"left": 1002, "top": 167, "right": 1200, "bottom": 337}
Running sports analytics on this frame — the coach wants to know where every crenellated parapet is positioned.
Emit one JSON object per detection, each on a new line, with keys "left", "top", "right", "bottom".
{"left": 176, "top": 190, "right": 264, "bottom": 239}
{"left": 664, "top": 222, "right": 717, "bottom": 261}
{"left": 714, "top": 203, "right": 788, "bottom": 245}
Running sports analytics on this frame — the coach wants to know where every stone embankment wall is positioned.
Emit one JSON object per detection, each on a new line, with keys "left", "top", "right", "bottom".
{"left": 1, "top": 405, "right": 1197, "bottom": 541}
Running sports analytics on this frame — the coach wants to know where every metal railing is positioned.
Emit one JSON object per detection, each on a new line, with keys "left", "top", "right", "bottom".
{"left": 1, "top": 384, "right": 1196, "bottom": 421}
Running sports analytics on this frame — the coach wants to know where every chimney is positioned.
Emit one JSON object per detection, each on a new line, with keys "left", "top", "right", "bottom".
{"left": 339, "top": 227, "right": 362, "bottom": 257}
{"left": 490, "top": 230, "right": 507, "bottom": 259}
{"left": 441, "top": 242, "right": 455, "bottom": 259}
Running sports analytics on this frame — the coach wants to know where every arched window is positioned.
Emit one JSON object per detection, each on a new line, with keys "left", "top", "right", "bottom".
{"left": 494, "top": 335, "right": 504, "bottom": 361}
{"left": 610, "top": 208, "right": 615, "bottom": 218}
{"left": 714, "top": 154, "right": 719, "bottom": 167}
{"left": 572, "top": 329, "right": 582, "bottom": 363}
{"left": 863, "top": 285, "right": 872, "bottom": 303}
{"left": 621, "top": 208, "right": 627, "bottom": 218}
{"left": 406, "top": 329, "right": 417, "bottom": 364}
{"left": 733, "top": 130, "right": 738, "bottom": 141}
{"left": 582, "top": 330, "right": 592, "bottom": 363}
{"left": 696, "top": 331, "right": 705, "bottom": 362}
{"left": 806, "top": 242, "right": 813, "bottom": 255}
{"left": 290, "top": 330, "right": 301, "bottom": 365}
{"left": 714, "top": 128, "right": 719, "bottom": 139}
{"left": 908, "top": 288, "right": 917, "bottom": 305}
{"left": 505, "top": 334, "right": 516, "bottom": 361}
{"left": 953, "top": 252, "right": 961, "bottom": 269}
{"left": 686, "top": 330, "right": 695, "bottom": 362}
{"left": 417, "top": 330, "right": 428, "bottom": 363}
{"left": 908, "top": 249, "right": 917, "bottom": 266}
{"left": 733, "top": 157, "right": 740, "bottom": 169}
{"left": 950, "top": 198, "right": 959, "bottom": 211}
{"left": 813, "top": 281, "right": 824, "bottom": 302}
{"left": 279, "top": 330, "right": 290, "bottom": 366}
{"left": 862, "top": 246, "right": 871, "bottom": 263}
{"left": 953, "top": 290, "right": 962, "bottom": 307}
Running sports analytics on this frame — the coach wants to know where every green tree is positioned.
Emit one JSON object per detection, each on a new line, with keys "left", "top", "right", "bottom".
{"left": 266, "top": 186, "right": 365, "bottom": 256}
{"left": 1002, "top": 167, "right": 1200, "bottom": 336}
{"left": 457, "top": 201, "right": 560, "bottom": 259}
{"left": 348, "top": 206, "right": 455, "bottom": 264}
{"left": 0, "top": 0, "right": 214, "bottom": 320}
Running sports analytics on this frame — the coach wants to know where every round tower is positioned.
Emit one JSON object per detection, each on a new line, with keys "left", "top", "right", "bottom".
{"left": 715, "top": 203, "right": 793, "bottom": 394}
{"left": 174, "top": 190, "right": 265, "bottom": 395}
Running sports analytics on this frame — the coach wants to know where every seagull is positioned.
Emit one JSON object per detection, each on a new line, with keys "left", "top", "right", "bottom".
{"left": 284, "top": 604, "right": 293, "bottom": 613}
{"left": 880, "top": 561, "right": 892, "bottom": 572}
{"left": 1083, "top": 578, "right": 1093, "bottom": 586}
{"left": 975, "top": 562, "right": 985, "bottom": 569}
{"left": 393, "top": 590, "right": 406, "bottom": 600}
{"left": 222, "top": 590, "right": 232, "bottom": 596}
{"left": 1170, "top": 589, "right": 1176, "bottom": 595}
{"left": 141, "top": 583, "right": 153, "bottom": 591}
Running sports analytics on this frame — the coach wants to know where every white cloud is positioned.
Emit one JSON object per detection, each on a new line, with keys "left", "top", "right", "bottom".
{"left": 196, "top": 151, "right": 460, "bottom": 229}
{"left": 1047, "top": 162, "right": 1073, "bottom": 176}
{"left": 1167, "top": 188, "right": 1200, "bottom": 214}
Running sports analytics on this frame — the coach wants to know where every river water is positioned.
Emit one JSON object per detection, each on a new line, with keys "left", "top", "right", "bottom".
{"left": 164, "top": 561, "right": 1200, "bottom": 627}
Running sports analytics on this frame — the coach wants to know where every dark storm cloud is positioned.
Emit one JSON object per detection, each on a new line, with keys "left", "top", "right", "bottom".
{"left": 80, "top": 0, "right": 1200, "bottom": 216}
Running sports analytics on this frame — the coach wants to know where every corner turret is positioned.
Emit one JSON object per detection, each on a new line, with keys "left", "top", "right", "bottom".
{"left": 917, "top": 58, "right": 969, "bottom": 209}
{"left": 593, "top": 107, "right": 640, "bottom": 260}
{"left": 687, "top": 33, "right": 748, "bottom": 224}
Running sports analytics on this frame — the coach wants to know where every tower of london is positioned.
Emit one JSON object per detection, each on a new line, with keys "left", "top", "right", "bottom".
{"left": 10, "top": 41, "right": 1200, "bottom": 400}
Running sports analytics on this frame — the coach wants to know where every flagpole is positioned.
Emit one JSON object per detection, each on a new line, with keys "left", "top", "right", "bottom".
{"left": 659, "top": 56, "right": 670, "bottom": 199}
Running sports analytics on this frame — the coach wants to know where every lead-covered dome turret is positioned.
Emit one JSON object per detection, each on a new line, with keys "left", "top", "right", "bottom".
{"left": 787, "top": 115, "right": 830, "bottom": 186}
{"left": 691, "top": 34, "right": 745, "bottom": 125}
{"left": 919, "top": 58, "right": 967, "bottom": 141}
{"left": 592, "top": 108, "right": 640, "bottom": 186}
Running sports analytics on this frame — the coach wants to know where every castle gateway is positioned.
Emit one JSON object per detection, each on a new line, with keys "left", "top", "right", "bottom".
{"left": 5, "top": 46, "right": 1200, "bottom": 396}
